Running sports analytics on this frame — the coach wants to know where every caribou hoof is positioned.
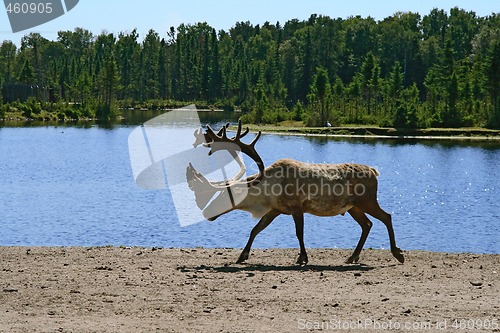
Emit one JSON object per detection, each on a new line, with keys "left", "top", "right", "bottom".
{"left": 236, "top": 251, "right": 249, "bottom": 264}
{"left": 346, "top": 254, "right": 360, "bottom": 264}
{"left": 296, "top": 254, "right": 308, "bottom": 266}
{"left": 392, "top": 248, "right": 405, "bottom": 264}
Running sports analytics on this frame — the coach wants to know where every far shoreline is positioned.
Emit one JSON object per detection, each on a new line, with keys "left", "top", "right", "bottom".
{"left": 238, "top": 124, "right": 500, "bottom": 142}
{"left": 2, "top": 113, "right": 500, "bottom": 142}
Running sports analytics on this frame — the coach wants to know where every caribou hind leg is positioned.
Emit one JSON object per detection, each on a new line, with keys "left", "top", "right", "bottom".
{"left": 356, "top": 199, "right": 405, "bottom": 263}
{"left": 365, "top": 203, "right": 404, "bottom": 263}
{"left": 236, "top": 209, "right": 281, "bottom": 264}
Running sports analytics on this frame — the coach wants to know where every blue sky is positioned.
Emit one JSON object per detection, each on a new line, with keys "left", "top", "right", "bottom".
{"left": 1, "top": 0, "right": 498, "bottom": 45}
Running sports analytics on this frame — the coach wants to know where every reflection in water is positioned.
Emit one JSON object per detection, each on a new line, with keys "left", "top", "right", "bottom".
{"left": 0, "top": 112, "right": 499, "bottom": 254}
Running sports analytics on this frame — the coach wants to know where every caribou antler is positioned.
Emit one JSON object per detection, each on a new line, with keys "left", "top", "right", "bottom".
{"left": 193, "top": 123, "right": 240, "bottom": 148}
{"left": 202, "top": 122, "right": 249, "bottom": 151}
{"left": 192, "top": 122, "right": 250, "bottom": 184}
{"left": 187, "top": 120, "right": 264, "bottom": 198}
{"left": 203, "top": 120, "right": 264, "bottom": 186}
{"left": 186, "top": 162, "right": 221, "bottom": 209}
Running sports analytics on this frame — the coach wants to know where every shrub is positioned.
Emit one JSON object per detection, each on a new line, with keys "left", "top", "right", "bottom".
{"left": 292, "top": 101, "right": 304, "bottom": 121}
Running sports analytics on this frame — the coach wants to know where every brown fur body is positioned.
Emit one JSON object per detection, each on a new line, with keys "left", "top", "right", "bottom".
{"left": 204, "top": 158, "right": 404, "bottom": 265}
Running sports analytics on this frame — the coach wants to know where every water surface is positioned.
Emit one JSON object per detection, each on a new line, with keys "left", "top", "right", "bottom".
{"left": 1, "top": 115, "right": 499, "bottom": 254}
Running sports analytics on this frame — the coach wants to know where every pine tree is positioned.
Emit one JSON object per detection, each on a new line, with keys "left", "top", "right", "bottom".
{"left": 97, "top": 52, "right": 119, "bottom": 118}
{"left": 308, "top": 67, "right": 332, "bottom": 126}
{"left": 209, "top": 28, "right": 221, "bottom": 102}
{"left": 486, "top": 41, "right": 500, "bottom": 127}
{"left": 18, "top": 59, "right": 35, "bottom": 83}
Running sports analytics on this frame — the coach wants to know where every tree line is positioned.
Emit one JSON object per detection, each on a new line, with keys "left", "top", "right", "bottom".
{"left": 0, "top": 8, "right": 499, "bottom": 128}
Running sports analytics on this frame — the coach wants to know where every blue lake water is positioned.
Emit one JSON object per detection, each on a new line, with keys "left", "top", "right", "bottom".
{"left": 1, "top": 117, "right": 499, "bottom": 254}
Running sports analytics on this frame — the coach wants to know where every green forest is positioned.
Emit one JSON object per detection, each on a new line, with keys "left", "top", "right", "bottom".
{"left": 0, "top": 8, "right": 499, "bottom": 128}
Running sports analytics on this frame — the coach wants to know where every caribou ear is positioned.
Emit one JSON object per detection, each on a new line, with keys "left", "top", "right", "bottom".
{"left": 186, "top": 163, "right": 220, "bottom": 209}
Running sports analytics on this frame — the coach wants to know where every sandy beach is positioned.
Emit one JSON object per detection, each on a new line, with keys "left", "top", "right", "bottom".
{"left": 0, "top": 247, "right": 498, "bottom": 332}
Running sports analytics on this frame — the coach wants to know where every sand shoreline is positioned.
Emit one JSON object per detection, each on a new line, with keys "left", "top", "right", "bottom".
{"left": 1, "top": 247, "right": 498, "bottom": 332}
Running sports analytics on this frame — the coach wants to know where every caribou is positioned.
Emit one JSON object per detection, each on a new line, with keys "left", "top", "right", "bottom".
{"left": 186, "top": 121, "right": 404, "bottom": 265}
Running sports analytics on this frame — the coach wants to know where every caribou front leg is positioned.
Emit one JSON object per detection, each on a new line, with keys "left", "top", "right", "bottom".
{"left": 292, "top": 210, "right": 308, "bottom": 265}
{"left": 236, "top": 210, "right": 281, "bottom": 264}
{"left": 346, "top": 207, "right": 373, "bottom": 264}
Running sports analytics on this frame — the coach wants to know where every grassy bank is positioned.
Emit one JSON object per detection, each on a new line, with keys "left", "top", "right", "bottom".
{"left": 0, "top": 100, "right": 223, "bottom": 123}
{"left": 239, "top": 121, "right": 500, "bottom": 140}
{"left": 3, "top": 103, "right": 500, "bottom": 141}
